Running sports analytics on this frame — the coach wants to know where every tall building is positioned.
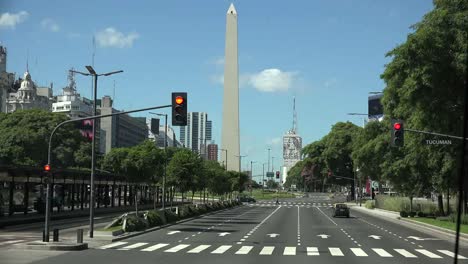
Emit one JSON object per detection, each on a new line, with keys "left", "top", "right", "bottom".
{"left": 98, "top": 96, "right": 147, "bottom": 154}
{"left": 147, "top": 118, "right": 182, "bottom": 148}
{"left": 221, "top": 3, "right": 240, "bottom": 171}
{"left": 368, "top": 93, "right": 384, "bottom": 122}
{"left": 207, "top": 143, "right": 218, "bottom": 161}
{"left": 180, "top": 112, "right": 212, "bottom": 153}
{"left": 6, "top": 70, "right": 51, "bottom": 113}
{"left": 0, "top": 46, "right": 16, "bottom": 113}
{"left": 282, "top": 97, "right": 302, "bottom": 184}
{"left": 52, "top": 70, "right": 93, "bottom": 118}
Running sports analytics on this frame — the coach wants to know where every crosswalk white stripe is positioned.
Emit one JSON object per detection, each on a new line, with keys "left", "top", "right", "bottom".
{"left": 165, "top": 244, "right": 190, "bottom": 253}
{"left": 235, "top": 246, "right": 253, "bottom": 255}
{"left": 118, "top": 242, "right": 148, "bottom": 250}
{"left": 307, "top": 247, "right": 319, "bottom": 256}
{"left": 141, "top": 243, "right": 169, "bottom": 252}
{"left": 211, "top": 245, "right": 232, "bottom": 254}
{"left": 283, "top": 246, "right": 296, "bottom": 255}
{"left": 350, "top": 248, "right": 368, "bottom": 257}
{"left": 437, "top": 250, "right": 467, "bottom": 259}
{"left": 394, "top": 249, "right": 417, "bottom": 258}
{"left": 372, "top": 248, "right": 393, "bottom": 257}
{"left": 0, "top": 240, "right": 25, "bottom": 246}
{"left": 415, "top": 249, "right": 443, "bottom": 259}
{"left": 187, "top": 245, "right": 211, "bottom": 253}
{"left": 259, "top": 246, "right": 274, "bottom": 255}
{"left": 329, "top": 247, "right": 344, "bottom": 256}
{"left": 100, "top": 241, "right": 128, "bottom": 249}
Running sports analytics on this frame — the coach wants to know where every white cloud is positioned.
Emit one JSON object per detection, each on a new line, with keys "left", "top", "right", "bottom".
{"left": 213, "top": 57, "right": 224, "bottom": 66}
{"left": 248, "top": 68, "right": 297, "bottom": 92}
{"left": 95, "top": 27, "right": 139, "bottom": 48}
{"left": 0, "top": 11, "right": 29, "bottom": 29}
{"left": 268, "top": 137, "right": 282, "bottom": 146}
{"left": 41, "top": 18, "right": 60, "bottom": 32}
{"left": 210, "top": 74, "right": 224, "bottom": 85}
{"left": 324, "top": 78, "right": 337, "bottom": 88}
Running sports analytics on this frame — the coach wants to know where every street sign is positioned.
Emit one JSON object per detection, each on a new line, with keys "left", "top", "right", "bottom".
{"left": 266, "top": 172, "right": 274, "bottom": 178}
{"left": 372, "top": 181, "right": 379, "bottom": 189}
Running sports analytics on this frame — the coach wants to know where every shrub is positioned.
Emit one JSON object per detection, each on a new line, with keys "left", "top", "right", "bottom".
{"left": 145, "top": 210, "right": 166, "bottom": 227}
{"left": 409, "top": 211, "right": 416, "bottom": 217}
{"left": 365, "top": 200, "right": 375, "bottom": 209}
{"left": 197, "top": 204, "right": 208, "bottom": 214}
{"left": 178, "top": 205, "right": 192, "bottom": 219}
{"left": 400, "top": 211, "right": 408, "bottom": 218}
{"left": 123, "top": 215, "right": 147, "bottom": 232}
{"left": 417, "top": 211, "right": 426, "bottom": 217}
{"left": 164, "top": 209, "right": 179, "bottom": 223}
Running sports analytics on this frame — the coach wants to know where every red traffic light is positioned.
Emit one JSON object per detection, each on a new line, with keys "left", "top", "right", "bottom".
{"left": 175, "top": 96, "right": 184, "bottom": 105}
{"left": 393, "top": 122, "right": 401, "bottom": 130}
{"left": 44, "top": 164, "right": 51, "bottom": 172}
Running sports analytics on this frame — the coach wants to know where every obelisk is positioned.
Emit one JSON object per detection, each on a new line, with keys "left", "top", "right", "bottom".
{"left": 221, "top": 3, "right": 240, "bottom": 172}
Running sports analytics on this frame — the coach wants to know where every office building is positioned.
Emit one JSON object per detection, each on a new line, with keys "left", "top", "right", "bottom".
{"left": 179, "top": 112, "right": 212, "bottom": 153}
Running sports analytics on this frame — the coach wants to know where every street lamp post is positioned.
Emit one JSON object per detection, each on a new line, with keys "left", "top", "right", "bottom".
{"left": 149, "top": 112, "right": 168, "bottom": 210}
{"left": 267, "top": 148, "right": 271, "bottom": 173}
{"left": 262, "top": 163, "right": 267, "bottom": 197}
{"left": 71, "top": 66, "right": 123, "bottom": 239}
{"left": 220, "top": 149, "right": 228, "bottom": 170}
{"left": 250, "top": 161, "right": 256, "bottom": 195}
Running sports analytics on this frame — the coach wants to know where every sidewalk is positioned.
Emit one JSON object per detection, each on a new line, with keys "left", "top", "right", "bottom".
{"left": 347, "top": 203, "right": 468, "bottom": 244}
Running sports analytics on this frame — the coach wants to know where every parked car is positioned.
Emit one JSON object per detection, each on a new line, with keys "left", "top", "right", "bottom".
{"left": 333, "top": 203, "right": 350, "bottom": 218}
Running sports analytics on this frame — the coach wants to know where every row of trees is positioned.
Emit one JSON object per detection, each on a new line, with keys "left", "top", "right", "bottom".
{"left": 285, "top": 0, "right": 467, "bottom": 215}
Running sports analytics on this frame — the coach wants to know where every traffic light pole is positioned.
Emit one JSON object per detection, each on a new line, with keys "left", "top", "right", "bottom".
{"left": 404, "top": 128, "right": 468, "bottom": 141}
{"left": 44, "top": 103, "right": 172, "bottom": 242}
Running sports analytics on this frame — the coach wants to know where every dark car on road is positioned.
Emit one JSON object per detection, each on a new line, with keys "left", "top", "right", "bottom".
{"left": 239, "top": 196, "right": 256, "bottom": 203}
{"left": 333, "top": 203, "right": 350, "bottom": 218}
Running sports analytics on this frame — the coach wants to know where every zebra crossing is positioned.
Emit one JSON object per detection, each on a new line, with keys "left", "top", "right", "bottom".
{"left": 98, "top": 241, "right": 467, "bottom": 259}
{"left": 0, "top": 239, "right": 26, "bottom": 247}
{"left": 251, "top": 202, "right": 333, "bottom": 207}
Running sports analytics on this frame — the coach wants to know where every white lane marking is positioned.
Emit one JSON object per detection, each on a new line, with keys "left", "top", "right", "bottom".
{"left": 351, "top": 248, "right": 368, "bottom": 257}
{"left": 394, "top": 249, "right": 417, "bottom": 258}
{"left": 259, "top": 246, "right": 275, "bottom": 255}
{"left": 118, "top": 242, "right": 148, "bottom": 250}
{"left": 372, "top": 248, "right": 393, "bottom": 257}
{"left": 164, "top": 244, "right": 190, "bottom": 252}
{"left": 415, "top": 249, "right": 442, "bottom": 259}
{"left": 100, "top": 241, "right": 128, "bottom": 249}
{"left": 316, "top": 206, "right": 338, "bottom": 226}
{"left": 187, "top": 245, "right": 211, "bottom": 253}
{"left": 0, "top": 240, "right": 25, "bottom": 246}
{"left": 283, "top": 246, "right": 296, "bottom": 255}
{"left": 307, "top": 247, "right": 319, "bottom": 256}
{"left": 329, "top": 247, "right": 344, "bottom": 256}
{"left": 211, "top": 245, "right": 232, "bottom": 254}
{"left": 235, "top": 246, "right": 253, "bottom": 255}
{"left": 141, "top": 243, "right": 169, "bottom": 252}
{"left": 437, "top": 250, "right": 467, "bottom": 259}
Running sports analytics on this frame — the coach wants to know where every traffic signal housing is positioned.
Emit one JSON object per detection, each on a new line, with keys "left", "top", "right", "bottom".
{"left": 172, "top": 92, "right": 187, "bottom": 126}
{"left": 391, "top": 119, "right": 404, "bottom": 147}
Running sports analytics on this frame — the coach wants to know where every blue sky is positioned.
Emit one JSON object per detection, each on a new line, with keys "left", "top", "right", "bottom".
{"left": 1, "top": 0, "right": 434, "bottom": 176}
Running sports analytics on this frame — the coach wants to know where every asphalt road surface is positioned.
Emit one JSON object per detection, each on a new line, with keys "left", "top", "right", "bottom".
{"left": 4, "top": 193, "right": 468, "bottom": 264}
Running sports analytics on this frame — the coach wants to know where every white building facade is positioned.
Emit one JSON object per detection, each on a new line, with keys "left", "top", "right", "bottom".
{"left": 180, "top": 112, "right": 212, "bottom": 153}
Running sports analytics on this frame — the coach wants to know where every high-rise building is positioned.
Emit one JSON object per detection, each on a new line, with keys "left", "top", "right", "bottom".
{"left": 368, "top": 93, "right": 384, "bottom": 122}
{"left": 52, "top": 70, "right": 93, "bottom": 118}
{"left": 207, "top": 143, "right": 218, "bottom": 161}
{"left": 180, "top": 112, "right": 212, "bottom": 153}
{"left": 282, "top": 97, "right": 302, "bottom": 184}
{"left": 147, "top": 118, "right": 182, "bottom": 148}
{"left": 98, "top": 96, "right": 147, "bottom": 154}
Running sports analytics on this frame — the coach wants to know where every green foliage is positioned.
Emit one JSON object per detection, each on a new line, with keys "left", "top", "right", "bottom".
{"left": 145, "top": 210, "right": 166, "bottom": 227}
{"left": 266, "top": 179, "right": 279, "bottom": 189}
{"left": 409, "top": 211, "right": 417, "bottom": 218}
{"left": 167, "top": 149, "right": 202, "bottom": 194}
{"left": 417, "top": 211, "right": 426, "bottom": 217}
{"left": 374, "top": 195, "right": 438, "bottom": 214}
{"left": 164, "top": 209, "right": 179, "bottom": 223}
{"left": 365, "top": 200, "right": 375, "bottom": 209}
{"left": 400, "top": 211, "right": 409, "bottom": 218}
{"left": 123, "top": 215, "right": 147, "bottom": 232}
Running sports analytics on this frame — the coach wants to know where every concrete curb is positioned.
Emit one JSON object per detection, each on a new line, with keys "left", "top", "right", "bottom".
{"left": 350, "top": 205, "right": 468, "bottom": 243}
{"left": 14, "top": 241, "right": 88, "bottom": 251}
{"left": 109, "top": 205, "right": 242, "bottom": 242}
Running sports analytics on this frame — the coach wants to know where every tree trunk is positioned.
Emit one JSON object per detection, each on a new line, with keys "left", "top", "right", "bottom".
{"left": 447, "top": 188, "right": 450, "bottom": 215}
{"left": 437, "top": 194, "right": 445, "bottom": 215}
{"left": 409, "top": 196, "right": 413, "bottom": 212}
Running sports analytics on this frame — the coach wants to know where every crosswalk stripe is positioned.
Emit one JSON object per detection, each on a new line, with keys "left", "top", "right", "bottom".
{"left": 259, "top": 246, "right": 274, "bottom": 255}
{"left": 415, "top": 249, "right": 442, "bottom": 259}
{"left": 235, "top": 246, "right": 253, "bottom": 255}
{"left": 372, "top": 248, "right": 393, "bottom": 257}
{"left": 100, "top": 241, "right": 128, "bottom": 249}
{"left": 211, "top": 245, "right": 232, "bottom": 254}
{"left": 141, "top": 243, "right": 169, "bottom": 252}
{"left": 165, "top": 244, "right": 190, "bottom": 253}
{"left": 187, "top": 245, "right": 211, "bottom": 253}
{"left": 350, "top": 248, "right": 368, "bottom": 257}
{"left": 0, "top": 240, "right": 25, "bottom": 246}
{"left": 394, "top": 249, "right": 417, "bottom": 258}
{"left": 307, "top": 247, "right": 319, "bottom": 256}
{"left": 118, "top": 242, "right": 148, "bottom": 250}
{"left": 283, "top": 246, "right": 296, "bottom": 255}
{"left": 329, "top": 247, "right": 344, "bottom": 256}
{"left": 437, "top": 250, "right": 467, "bottom": 259}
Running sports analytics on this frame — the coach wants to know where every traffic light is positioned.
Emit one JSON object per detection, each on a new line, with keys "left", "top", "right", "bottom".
{"left": 276, "top": 171, "right": 280, "bottom": 179}
{"left": 172, "top": 92, "right": 187, "bottom": 126}
{"left": 44, "top": 164, "right": 51, "bottom": 173}
{"left": 391, "top": 119, "right": 404, "bottom": 147}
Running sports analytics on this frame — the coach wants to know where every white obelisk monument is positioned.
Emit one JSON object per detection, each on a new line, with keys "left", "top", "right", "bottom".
{"left": 221, "top": 3, "right": 240, "bottom": 172}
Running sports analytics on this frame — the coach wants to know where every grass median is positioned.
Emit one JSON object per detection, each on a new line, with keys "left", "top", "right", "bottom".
{"left": 248, "top": 189, "right": 296, "bottom": 200}
{"left": 410, "top": 217, "right": 468, "bottom": 234}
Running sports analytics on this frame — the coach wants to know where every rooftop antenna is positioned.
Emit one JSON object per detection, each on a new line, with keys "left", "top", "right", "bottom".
{"left": 292, "top": 96, "right": 298, "bottom": 134}
{"left": 113, "top": 80, "right": 116, "bottom": 107}
{"left": 91, "top": 36, "right": 96, "bottom": 98}
{"left": 26, "top": 49, "right": 29, "bottom": 72}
